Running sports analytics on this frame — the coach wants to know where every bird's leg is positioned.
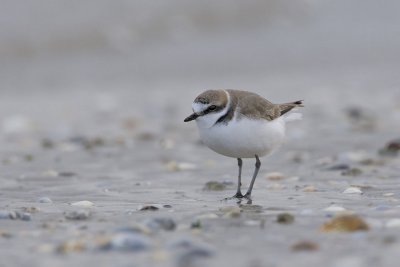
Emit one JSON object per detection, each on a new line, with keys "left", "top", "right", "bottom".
{"left": 232, "top": 158, "right": 244, "bottom": 198}
{"left": 244, "top": 155, "right": 261, "bottom": 200}
{"left": 224, "top": 158, "right": 244, "bottom": 200}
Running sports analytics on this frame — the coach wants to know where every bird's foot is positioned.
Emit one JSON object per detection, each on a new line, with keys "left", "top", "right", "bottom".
{"left": 223, "top": 192, "right": 244, "bottom": 201}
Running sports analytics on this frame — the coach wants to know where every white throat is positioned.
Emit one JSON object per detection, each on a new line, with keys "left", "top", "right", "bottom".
{"left": 193, "top": 90, "right": 231, "bottom": 129}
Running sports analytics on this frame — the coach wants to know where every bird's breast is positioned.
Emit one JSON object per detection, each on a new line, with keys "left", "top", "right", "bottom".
{"left": 197, "top": 117, "right": 286, "bottom": 158}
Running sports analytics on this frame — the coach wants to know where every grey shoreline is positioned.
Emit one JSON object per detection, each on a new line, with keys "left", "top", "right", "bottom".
{"left": 0, "top": 86, "right": 400, "bottom": 267}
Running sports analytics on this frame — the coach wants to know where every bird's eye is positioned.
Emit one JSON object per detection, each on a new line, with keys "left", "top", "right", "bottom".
{"left": 209, "top": 105, "right": 217, "bottom": 111}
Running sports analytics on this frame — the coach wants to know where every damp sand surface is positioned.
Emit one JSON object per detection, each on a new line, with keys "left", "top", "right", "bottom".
{"left": 0, "top": 86, "right": 400, "bottom": 267}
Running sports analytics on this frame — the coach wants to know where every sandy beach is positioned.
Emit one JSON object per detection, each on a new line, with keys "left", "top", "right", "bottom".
{"left": 1, "top": 1, "right": 400, "bottom": 267}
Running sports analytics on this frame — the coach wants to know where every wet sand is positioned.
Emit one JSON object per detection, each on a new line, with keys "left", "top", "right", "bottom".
{"left": 0, "top": 85, "right": 400, "bottom": 267}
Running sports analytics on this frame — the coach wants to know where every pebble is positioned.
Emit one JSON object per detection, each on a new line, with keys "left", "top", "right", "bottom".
{"left": 265, "top": 172, "right": 285, "bottom": 180}
{"left": 100, "top": 233, "right": 151, "bottom": 252}
{"left": 177, "top": 247, "right": 214, "bottom": 267}
{"left": 8, "top": 211, "right": 18, "bottom": 220}
{"left": 220, "top": 206, "right": 242, "bottom": 218}
{"left": 64, "top": 210, "right": 91, "bottom": 220}
{"left": 0, "top": 210, "right": 31, "bottom": 221}
{"left": 385, "top": 219, "right": 400, "bottom": 228}
{"left": 168, "top": 238, "right": 214, "bottom": 267}
{"left": 0, "top": 211, "right": 10, "bottom": 219}
{"left": 303, "top": 185, "right": 317, "bottom": 192}
{"left": 176, "top": 162, "right": 197, "bottom": 171}
{"left": 244, "top": 220, "right": 264, "bottom": 227}
{"left": 72, "top": 136, "right": 105, "bottom": 150}
{"left": 342, "top": 168, "right": 363, "bottom": 176}
{"left": 38, "top": 197, "right": 53, "bottom": 204}
{"left": 136, "top": 132, "right": 156, "bottom": 141}
{"left": 291, "top": 240, "right": 319, "bottom": 252}
{"left": 337, "top": 151, "right": 373, "bottom": 164}
{"left": 321, "top": 214, "right": 369, "bottom": 232}
{"left": 350, "top": 184, "right": 373, "bottom": 190}
{"left": 24, "top": 154, "right": 33, "bottom": 161}
{"left": 0, "top": 230, "right": 13, "bottom": 239}
{"left": 165, "top": 161, "right": 197, "bottom": 171}
{"left": 343, "top": 187, "right": 363, "bottom": 194}
{"left": 203, "top": 181, "right": 226, "bottom": 191}
{"left": 379, "top": 139, "right": 400, "bottom": 157}
{"left": 41, "top": 138, "right": 55, "bottom": 149}
{"left": 22, "top": 207, "right": 40, "bottom": 213}
{"left": 143, "top": 217, "right": 176, "bottom": 231}
{"left": 57, "top": 240, "right": 86, "bottom": 253}
{"left": 383, "top": 193, "right": 395, "bottom": 197}
{"left": 326, "top": 164, "right": 350, "bottom": 171}
{"left": 58, "top": 172, "right": 77, "bottom": 177}
{"left": 190, "top": 220, "right": 202, "bottom": 229}
{"left": 42, "top": 170, "right": 59, "bottom": 177}
{"left": 71, "top": 201, "right": 94, "bottom": 207}
{"left": 19, "top": 212, "right": 32, "bottom": 221}
{"left": 139, "top": 205, "right": 160, "bottom": 211}
{"left": 276, "top": 213, "right": 295, "bottom": 224}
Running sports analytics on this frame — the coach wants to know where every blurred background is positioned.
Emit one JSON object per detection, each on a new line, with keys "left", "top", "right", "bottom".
{"left": 1, "top": 0, "right": 399, "bottom": 148}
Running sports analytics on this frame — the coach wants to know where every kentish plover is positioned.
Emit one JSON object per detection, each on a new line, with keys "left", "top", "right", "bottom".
{"left": 184, "top": 89, "right": 304, "bottom": 201}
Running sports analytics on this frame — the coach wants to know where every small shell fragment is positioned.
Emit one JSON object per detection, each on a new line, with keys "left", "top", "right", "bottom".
{"left": 321, "top": 214, "right": 369, "bottom": 232}
{"left": 343, "top": 187, "right": 363, "bottom": 194}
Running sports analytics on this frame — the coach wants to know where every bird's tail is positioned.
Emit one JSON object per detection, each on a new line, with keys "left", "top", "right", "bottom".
{"left": 279, "top": 100, "right": 304, "bottom": 116}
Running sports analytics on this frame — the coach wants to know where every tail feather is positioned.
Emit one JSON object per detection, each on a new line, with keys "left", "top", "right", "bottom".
{"left": 279, "top": 100, "right": 304, "bottom": 116}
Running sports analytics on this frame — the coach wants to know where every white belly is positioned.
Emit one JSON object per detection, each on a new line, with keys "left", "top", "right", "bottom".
{"left": 197, "top": 117, "right": 286, "bottom": 158}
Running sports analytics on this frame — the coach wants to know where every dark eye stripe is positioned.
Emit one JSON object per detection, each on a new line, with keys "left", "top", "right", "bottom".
{"left": 203, "top": 105, "right": 221, "bottom": 114}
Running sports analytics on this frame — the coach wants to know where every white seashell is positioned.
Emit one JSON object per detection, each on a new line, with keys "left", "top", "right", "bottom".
{"left": 71, "top": 201, "right": 94, "bottom": 207}
{"left": 343, "top": 187, "right": 363, "bottom": 194}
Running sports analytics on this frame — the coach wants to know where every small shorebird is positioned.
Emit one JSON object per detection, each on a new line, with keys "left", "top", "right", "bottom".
{"left": 184, "top": 89, "right": 303, "bottom": 201}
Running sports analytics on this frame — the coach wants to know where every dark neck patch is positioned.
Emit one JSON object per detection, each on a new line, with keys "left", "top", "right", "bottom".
{"left": 215, "top": 94, "right": 237, "bottom": 125}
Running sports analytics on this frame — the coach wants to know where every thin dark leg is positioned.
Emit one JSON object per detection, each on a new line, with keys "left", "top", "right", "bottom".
{"left": 244, "top": 155, "right": 261, "bottom": 199}
{"left": 223, "top": 158, "right": 244, "bottom": 200}
{"left": 232, "top": 158, "right": 243, "bottom": 198}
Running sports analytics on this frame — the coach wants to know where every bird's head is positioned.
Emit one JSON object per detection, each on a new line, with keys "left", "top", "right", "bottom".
{"left": 184, "top": 89, "right": 229, "bottom": 128}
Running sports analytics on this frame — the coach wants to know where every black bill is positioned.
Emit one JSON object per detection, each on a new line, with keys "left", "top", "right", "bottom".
{"left": 184, "top": 113, "right": 199, "bottom": 122}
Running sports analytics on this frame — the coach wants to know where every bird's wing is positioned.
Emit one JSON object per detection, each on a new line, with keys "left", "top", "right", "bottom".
{"left": 228, "top": 90, "right": 281, "bottom": 121}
